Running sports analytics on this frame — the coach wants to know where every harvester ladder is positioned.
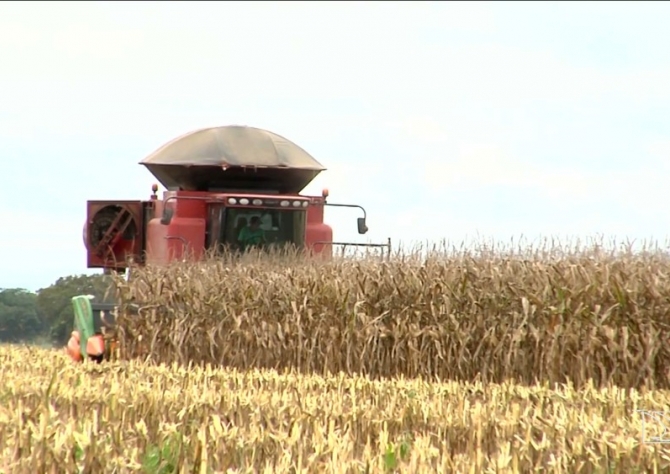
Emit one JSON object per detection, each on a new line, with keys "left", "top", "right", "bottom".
{"left": 94, "top": 208, "right": 134, "bottom": 258}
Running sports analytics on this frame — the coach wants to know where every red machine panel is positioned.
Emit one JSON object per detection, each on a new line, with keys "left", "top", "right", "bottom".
{"left": 85, "top": 201, "right": 144, "bottom": 269}
{"left": 306, "top": 199, "right": 333, "bottom": 257}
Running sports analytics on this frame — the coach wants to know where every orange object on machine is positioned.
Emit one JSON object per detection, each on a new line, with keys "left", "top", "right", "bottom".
{"left": 86, "top": 334, "right": 105, "bottom": 359}
{"left": 66, "top": 331, "right": 82, "bottom": 362}
{"left": 66, "top": 331, "right": 105, "bottom": 363}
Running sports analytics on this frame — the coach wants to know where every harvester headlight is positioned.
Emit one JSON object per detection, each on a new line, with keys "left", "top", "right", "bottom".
{"left": 280, "top": 200, "right": 290, "bottom": 207}
{"left": 292, "top": 200, "right": 302, "bottom": 207}
{"left": 252, "top": 199, "right": 263, "bottom": 206}
{"left": 228, "top": 198, "right": 237, "bottom": 205}
{"left": 302, "top": 201, "right": 309, "bottom": 208}
{"left": 239, "top": 198, "right": 250, "bottom": 205}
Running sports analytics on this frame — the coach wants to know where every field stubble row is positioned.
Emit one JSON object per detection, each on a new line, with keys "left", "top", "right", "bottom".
{"left": 113, "top": 243, "right": 670, "bottom": 389}
{"left": 2, "top": 345, "right": 670, "bottom": 473}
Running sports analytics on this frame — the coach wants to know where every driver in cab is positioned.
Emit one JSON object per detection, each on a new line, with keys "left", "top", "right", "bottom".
{"left": 238, "top": 215, "right": 265, "bottom": 248}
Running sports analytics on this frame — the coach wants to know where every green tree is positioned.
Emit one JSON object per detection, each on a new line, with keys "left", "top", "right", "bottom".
{"left": 0, "top": 288, "right": 46, "bottom": 343}
{"left": 36, "top": 273, "right": 116, "bottom": 345}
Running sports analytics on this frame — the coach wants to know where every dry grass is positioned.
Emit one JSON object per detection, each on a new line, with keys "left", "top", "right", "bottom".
{"left": 110, "top": 241, "right": 670, "bottom": 390}
{"left": 2, "top": 344, "right": 670, "bottom": 473}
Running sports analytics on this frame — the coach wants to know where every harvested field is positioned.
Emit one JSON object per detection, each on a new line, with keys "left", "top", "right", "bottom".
{"left": 112, "top": 243, "right": 670, "bottom": 389}
{"left": 1, "top": 345, "right": 670, "bottom": 473}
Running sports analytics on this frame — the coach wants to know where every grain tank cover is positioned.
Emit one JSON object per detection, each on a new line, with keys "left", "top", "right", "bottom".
{"left": 140, "top": 125, "right": 326, "bottom": 193}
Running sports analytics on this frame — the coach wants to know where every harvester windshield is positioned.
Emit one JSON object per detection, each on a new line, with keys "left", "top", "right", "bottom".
{"left": 207, "top": 206, "right": 306, "bottom": 251}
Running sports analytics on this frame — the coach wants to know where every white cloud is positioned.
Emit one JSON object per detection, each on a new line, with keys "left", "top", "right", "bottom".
{"left": 0, "top": 210, "right": 94, "bottom": 290}
{"left": 647, "top": 140, "right": 670, "bottom": 160}
{"left": 1, "top": 2, "right": 670, "bottom": 289}
{"left": 0, "top": 2, "right": 665, "bottom": 116}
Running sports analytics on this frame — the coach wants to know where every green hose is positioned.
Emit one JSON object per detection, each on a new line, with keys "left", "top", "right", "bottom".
{"left": 72, "top": 296, "right": 95, "bottom": 360}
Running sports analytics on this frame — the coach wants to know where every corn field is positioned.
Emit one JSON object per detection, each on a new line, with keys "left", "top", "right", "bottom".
{"left": 111, "top": 242, "right": 670, "bottom": 389}
{"left": 5, "top": 242, "right": 670, "bottom": 472}
{"left": 1, "top": 345, "right": 670, "bottom": 473}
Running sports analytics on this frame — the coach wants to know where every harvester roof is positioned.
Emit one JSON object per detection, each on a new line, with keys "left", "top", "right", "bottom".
{"left": 140, "top": 125, "right": 326, "bottom": 193}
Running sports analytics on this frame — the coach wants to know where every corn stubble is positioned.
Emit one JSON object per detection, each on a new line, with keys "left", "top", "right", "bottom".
{"left": 113, "top": 243, "right": 670, "bottom": 390}
{"left": 1, "top": 345, "right": 670, "bottom": 473}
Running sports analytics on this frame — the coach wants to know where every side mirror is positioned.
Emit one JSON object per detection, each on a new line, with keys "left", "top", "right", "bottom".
{"left": 160, "top": 208, "right": 174, "bottom": 226}
{"left": 357, "top": 217, "right": 368, "bottom": 234}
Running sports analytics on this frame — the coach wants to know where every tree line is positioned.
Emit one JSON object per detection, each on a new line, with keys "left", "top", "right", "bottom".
{"left": 0, "top": 274, "right": 115, "bottom": 346}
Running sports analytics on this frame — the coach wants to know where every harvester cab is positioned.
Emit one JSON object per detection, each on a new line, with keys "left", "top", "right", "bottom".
{"left": 83, "top": 125, "right": 389, "bottom": 271}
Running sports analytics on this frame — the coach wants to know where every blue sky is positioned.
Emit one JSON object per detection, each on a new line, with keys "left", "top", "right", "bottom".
{"left": 1, "top": 2, "right": 670, "bottom": 291}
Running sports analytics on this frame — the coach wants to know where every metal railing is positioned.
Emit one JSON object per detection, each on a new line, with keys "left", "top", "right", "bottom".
{"left": 314, "top": 237, "right": 392, "bottom": 260}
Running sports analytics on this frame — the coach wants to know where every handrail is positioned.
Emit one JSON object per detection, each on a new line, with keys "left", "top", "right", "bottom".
{"left": 163, "top": 195, "right": 224, "bottom": 207}
{"left": 313, "top": 237, "right": 392, "bottom": 259}
{"left": 323, "top": 202, "right": 367, "bottom": 219}
{"left": 164, "top": 235, "right": 190, "bottom": 259}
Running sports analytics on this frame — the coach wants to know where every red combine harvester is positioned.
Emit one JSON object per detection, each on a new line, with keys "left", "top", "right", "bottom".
{"left": 68, "top": 125, "right": 390, "bottom": 362}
